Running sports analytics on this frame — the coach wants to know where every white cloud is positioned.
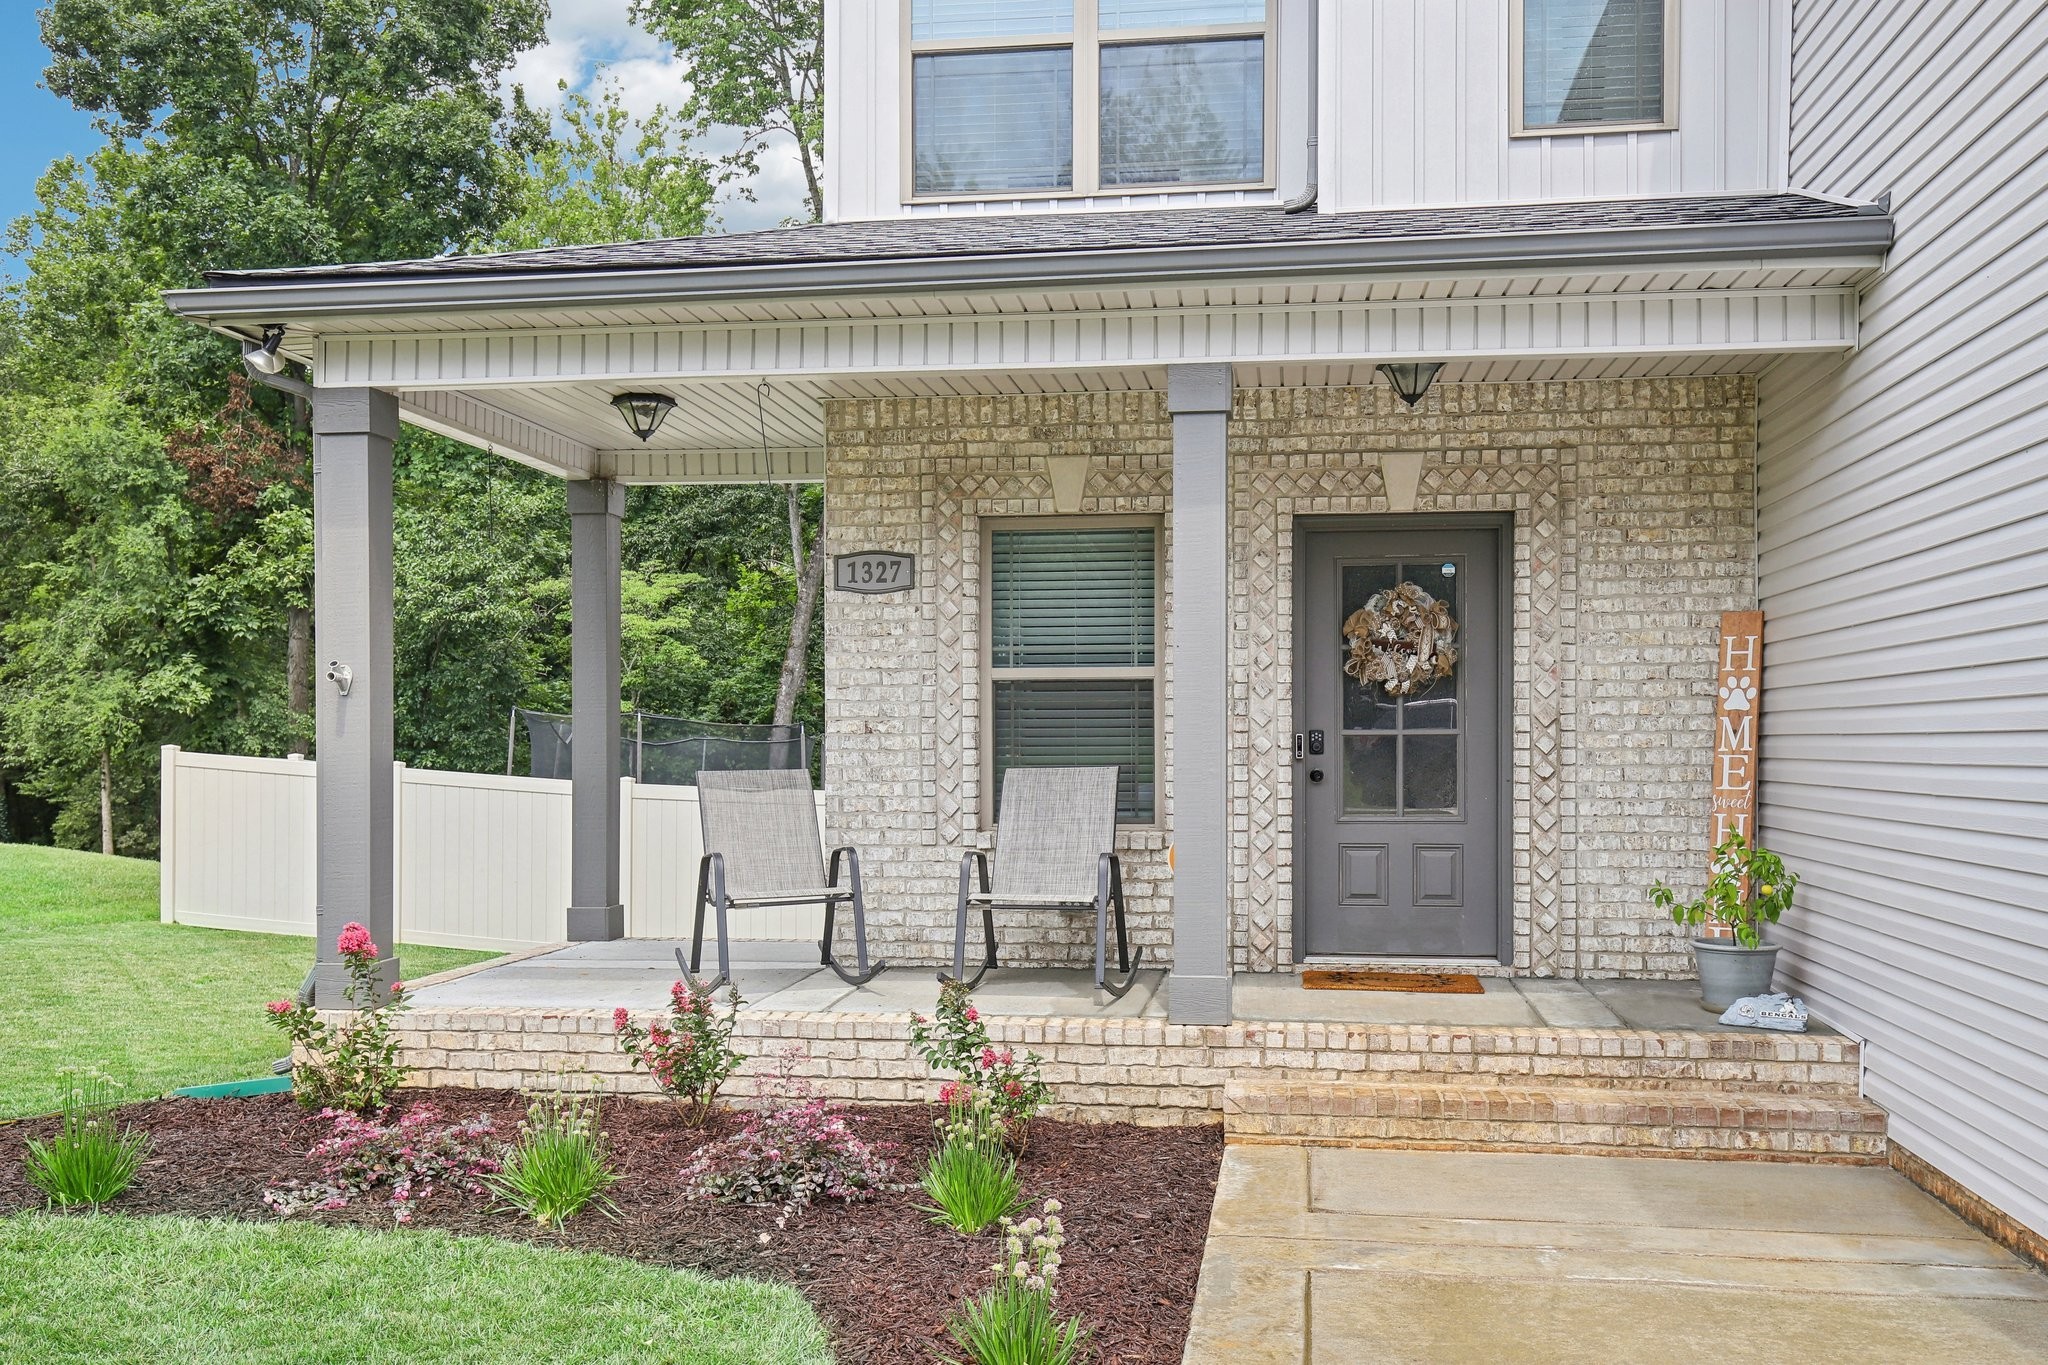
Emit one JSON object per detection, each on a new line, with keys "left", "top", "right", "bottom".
{"left": 505, "top": 2, "right": 813, "bottom": 234}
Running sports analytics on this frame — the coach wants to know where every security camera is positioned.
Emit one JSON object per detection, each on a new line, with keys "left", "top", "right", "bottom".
{"left": 324, "top": 661, "right": 353, "bottom": 696}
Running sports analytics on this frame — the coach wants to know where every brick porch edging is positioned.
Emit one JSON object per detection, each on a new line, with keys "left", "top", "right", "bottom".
{"left": 363, "top": 1007, "right": 1863, "bottom": 1125}
{"left": 1888, "top": 1143, "right": 2048, "bottom": 1272}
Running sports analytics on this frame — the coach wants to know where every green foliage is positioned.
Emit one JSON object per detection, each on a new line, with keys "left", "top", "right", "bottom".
{"left": 911, "top": 981, "right": 1056, "bottom": 1133}
{"left": 1650, "top": 831, "right": 1799, "bottom": 950}
{"left": 630, "top": 0, "right": 826, "bottom": 221}
{"left": 263, "top": 922, "right": 411, "bottom": 1112}
{"left": 489, "top": 1079, "right": 622, "bottom": 1229}
{"left": 0, "top": 1213, "right": 837, "bottom": 1364}
{"left": 0, "top": 1, "right": 827, "bottom": 853}
{"left": 945, "top": 1200, "right": 1090, "bottom": 1365}
{"left": 613, "top": 979, "right": 747, "bottom": 1126}
{"left": 920, "top": 1093, "right": 1024, "bottom": 1236}
{"left": 489, "top": 77, "right": 714, "bottom": 250}
{"left": 41, "top": 0, "right": 551, "bottom": 271}
{"left": 22, "top": 1070, "right": 150, "bottom": 1209}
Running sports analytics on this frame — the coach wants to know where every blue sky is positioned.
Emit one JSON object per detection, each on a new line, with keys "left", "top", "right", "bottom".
{"left": 1, "top": 5, "right": 102, "bottom": 272}
{"left": 1, "top": 1, "right": 802, "bottom": 278}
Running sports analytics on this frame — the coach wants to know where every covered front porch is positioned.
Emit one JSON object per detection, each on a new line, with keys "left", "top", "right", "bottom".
{"left": 162, "top": 193, "right": 1894, "bottom": 1027}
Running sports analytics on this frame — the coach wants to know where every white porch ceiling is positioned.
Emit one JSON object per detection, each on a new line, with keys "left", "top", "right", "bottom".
{"left": 401, "top": 350, "right": 1791, "bottom": 485}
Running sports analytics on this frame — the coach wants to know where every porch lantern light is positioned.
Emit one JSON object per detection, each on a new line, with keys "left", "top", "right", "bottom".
{"left": 1377, "top": 362, "right": 1445, "bottom": 408}
{"left": 611, "top": 391, "right": 677, "bottom": 442}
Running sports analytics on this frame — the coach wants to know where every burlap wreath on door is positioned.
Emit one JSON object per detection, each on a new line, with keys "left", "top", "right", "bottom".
{"left": 1342, "top": 581, "right": 1461, "bottom": 697}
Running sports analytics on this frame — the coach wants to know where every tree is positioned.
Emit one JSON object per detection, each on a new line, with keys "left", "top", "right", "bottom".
{"left": 41, "top": 0, "right": 552, "bottom": 272}
{"left": 631, "top": 0, "right": 828, "bottom": 728}
{"left": 489, "top": 79, "right": 716, "bottom": 251}
{"left": 630, "top": 0, "right": 825, "bottom": 222}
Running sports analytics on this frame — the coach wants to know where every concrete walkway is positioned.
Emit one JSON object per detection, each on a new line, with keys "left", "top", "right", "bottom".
{"left": 1185, "top": 1146, "right": 2048, "bottom": 1363}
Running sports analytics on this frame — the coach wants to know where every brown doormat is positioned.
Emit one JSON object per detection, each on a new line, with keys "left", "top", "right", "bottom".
{"left": 1301, "top": 969, "right": 1486, "bottom": 994}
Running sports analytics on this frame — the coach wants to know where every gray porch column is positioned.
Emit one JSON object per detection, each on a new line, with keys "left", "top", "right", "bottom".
{"left": 1166, "top": 364, "right": 1233, "bottom": 1024}
{"left": 311, "top": 387, "right": 400, "bottom": 1002}
{"left": 567, "top": 478, "right": 625, "bottom": 940}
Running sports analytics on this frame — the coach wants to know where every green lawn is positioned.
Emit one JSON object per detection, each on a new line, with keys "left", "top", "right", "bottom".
{"left": 0, "top": 844, "right": 497, "bottom": 1118}
{"left": 0, "top": 1213, "right": 833, "bottom": 1364}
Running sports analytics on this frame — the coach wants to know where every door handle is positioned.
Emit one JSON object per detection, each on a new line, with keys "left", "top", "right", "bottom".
{"left": 1308, "top": 768, "right": 1325, "bottom": 784}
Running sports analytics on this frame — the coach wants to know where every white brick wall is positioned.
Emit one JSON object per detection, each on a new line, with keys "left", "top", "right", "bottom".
{"left": 821, "top": 378, "right": 1758, "bottom": 979}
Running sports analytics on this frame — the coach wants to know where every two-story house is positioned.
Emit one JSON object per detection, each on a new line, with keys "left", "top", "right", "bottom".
{"left": 165, "top": 3, "right": 2046, "bottom": 1260}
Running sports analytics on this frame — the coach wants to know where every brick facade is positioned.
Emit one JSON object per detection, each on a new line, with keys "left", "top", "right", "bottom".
{"left": 821, "top": 378, "right": 1757, "bottom": 979}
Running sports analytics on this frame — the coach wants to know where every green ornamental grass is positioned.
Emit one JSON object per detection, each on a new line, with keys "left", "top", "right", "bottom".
{"left": 921, "top": 1093, "right": 1023, "bottom": 1235}
{"left": 946, "top": 1200, "right": 1090, "bottom": 1365}
{"left": 488, "top": 1081, "right": 620, "bottom": 1229}
{"left": 23, "top": 1070, "right": 150, "bottom": 1209}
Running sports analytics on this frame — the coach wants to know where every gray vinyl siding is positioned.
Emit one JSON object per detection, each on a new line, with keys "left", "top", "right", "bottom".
{"left": 1756, "top": 2, "right": 2048, "bottom": 1237}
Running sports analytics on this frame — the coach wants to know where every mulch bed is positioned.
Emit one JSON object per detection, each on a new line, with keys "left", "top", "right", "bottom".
{"left": 0, "top": 1090, "right": 1221, "bottom": 1364}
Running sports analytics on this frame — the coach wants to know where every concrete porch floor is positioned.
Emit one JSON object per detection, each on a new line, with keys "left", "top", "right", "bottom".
{"left": 1184, "top": 1146, "right": 2048, "bottom": 1363}
{"left": 407, "top": 941, "right": 1832, "bottom": 1033}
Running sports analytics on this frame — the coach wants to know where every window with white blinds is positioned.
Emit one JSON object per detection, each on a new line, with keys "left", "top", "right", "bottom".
{"left": 986, "top": 523, "right": 1159, "bottom": 823}
{"left": 1517, "top": 0, "right": 1671, "bottom": 132}
{"left": 908, "top": 0, "right": 1270, "bottom": 199}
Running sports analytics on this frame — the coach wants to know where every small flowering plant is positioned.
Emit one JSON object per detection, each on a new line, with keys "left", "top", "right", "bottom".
{"left": 1651, "top": 830, "right": 1798, "bottom": 949}
{"left": 679, "top": 1049, "right": 900, "bottom": 1228}
{"left": 910, "top": 980, "right": 1051, "bottom": 1135}
{"left": 613, "top": 978, "right": 746, "bottom": 1126}
{"left": 264, "top": 921, "right": 409, "bottom": 1112}
{"left": 263, "top": 1103, "right": 499, "bottom": 1224}
{"left": 945, "top": 1198, "right": 1090, "bottom": 1365}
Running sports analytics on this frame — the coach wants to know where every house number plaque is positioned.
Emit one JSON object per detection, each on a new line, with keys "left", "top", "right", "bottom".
{"left": 832, "top": 551, "right": 915, "bottom": 594}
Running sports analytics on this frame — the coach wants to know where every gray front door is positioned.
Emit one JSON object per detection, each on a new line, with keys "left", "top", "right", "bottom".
{"left": 1297, "top": 523, "right": 1503, "bottom": 959}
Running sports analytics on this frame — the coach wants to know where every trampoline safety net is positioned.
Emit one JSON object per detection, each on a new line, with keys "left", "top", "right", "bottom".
{"left": 513, "top": 708, "right": 815, "bottom": 786}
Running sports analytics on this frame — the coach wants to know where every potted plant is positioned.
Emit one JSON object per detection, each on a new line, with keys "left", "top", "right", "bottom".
{"left": 1651, "top": 831, "right": 1799, "bottom": 1011}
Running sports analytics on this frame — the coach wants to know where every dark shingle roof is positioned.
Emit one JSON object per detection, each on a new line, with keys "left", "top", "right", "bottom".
{"left": 203, "top": 193, "right": 1882, "bottom": 285}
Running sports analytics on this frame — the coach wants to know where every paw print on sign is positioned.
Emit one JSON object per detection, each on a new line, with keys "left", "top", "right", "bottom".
{"left": 1719, "top": 676, "right": 1756, "bottom": 712}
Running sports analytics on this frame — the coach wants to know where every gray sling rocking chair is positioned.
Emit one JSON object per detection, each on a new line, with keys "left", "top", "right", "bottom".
{"left": 682, "top": 769, "right": 885, "bottom": 991}
{"left": 941, "top": 765, "right": 1142, "bottom": 1004}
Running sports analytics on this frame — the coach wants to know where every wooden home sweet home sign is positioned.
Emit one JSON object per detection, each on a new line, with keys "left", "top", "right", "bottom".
{"left": 1711, "top": 611, "right": 1764, "bottom": 847}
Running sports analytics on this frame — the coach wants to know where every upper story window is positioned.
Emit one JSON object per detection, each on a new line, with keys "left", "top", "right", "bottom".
{"left": 1513, "top": 0, "right": 1675, "bottom": 136}
{"left": 909, "top": 1, "right": 1270, "bottom": 199}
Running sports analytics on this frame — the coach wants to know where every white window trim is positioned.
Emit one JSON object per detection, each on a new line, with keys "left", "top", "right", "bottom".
{"left": 979, "top": 514, "right": 1165, "bottom": 831}
{"left": 1508, "top": 0, "right": 1680, "bottom": 138}
{"left": 902, "top": 0, "right": 1277, "bottom": 204}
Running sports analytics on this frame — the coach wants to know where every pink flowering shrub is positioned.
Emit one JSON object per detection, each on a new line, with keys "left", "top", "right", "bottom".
{"left": 679, "top": 1050, "right": 899, "bottom": 1224}
{"left": 910, "top": 980, "right": 1052, "bottom": 1135}
{"left": 262, "top": 1104, "right": 499, "bottom": 1224}
{"left": 613, "top": 979, "right": 746, "bottom": 1126}
{"left": 264, "top": 921, "right": 409, "bottom": 1112}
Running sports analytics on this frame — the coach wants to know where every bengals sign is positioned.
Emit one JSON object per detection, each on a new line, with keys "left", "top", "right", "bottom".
{"left": 1711, "top": 611, "right": 1763, "bottom": 847}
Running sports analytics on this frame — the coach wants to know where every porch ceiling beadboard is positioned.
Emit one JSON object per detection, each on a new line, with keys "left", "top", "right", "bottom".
{"left": 161, "top": 194, "right": 1886, "bottom": 483}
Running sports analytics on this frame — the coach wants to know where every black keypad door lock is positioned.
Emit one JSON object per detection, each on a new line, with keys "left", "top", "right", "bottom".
{"left": 1307, "top": 730, "right": 1326, "bottom": 755}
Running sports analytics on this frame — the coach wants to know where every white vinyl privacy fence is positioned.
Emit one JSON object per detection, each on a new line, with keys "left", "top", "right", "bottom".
{"left": 159, "top": 746, "right": 827, "bottom": 951}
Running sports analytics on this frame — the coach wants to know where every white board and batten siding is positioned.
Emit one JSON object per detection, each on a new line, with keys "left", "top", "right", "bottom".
{"left": 1757, "top": 3, "right": 2048, "bottom": 1239}
{"left": 159, "top": 747, "right": 826, "bottom": 951}
{"left": 1322, "top": 0, "right": 1790, "bottom": 211}
{"left": 828, "top": 0, "right": 1788, "bottom": 221}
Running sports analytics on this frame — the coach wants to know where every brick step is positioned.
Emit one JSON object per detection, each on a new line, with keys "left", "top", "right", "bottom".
{"left": 1224, "top": 1023, "right": 1864, "bottom": 1096}
{"left": 1224, "top": 1080, "right": 1888, "bottom": 1164}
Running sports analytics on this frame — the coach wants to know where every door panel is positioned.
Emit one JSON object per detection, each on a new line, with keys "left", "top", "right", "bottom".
{"left": 1298, "top": 524, "right": 1503, "bottom": 959}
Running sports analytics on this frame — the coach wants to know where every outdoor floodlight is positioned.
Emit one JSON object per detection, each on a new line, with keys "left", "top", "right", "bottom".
{"left": 242, "top": 324, "right": 288, "bottom": 375}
